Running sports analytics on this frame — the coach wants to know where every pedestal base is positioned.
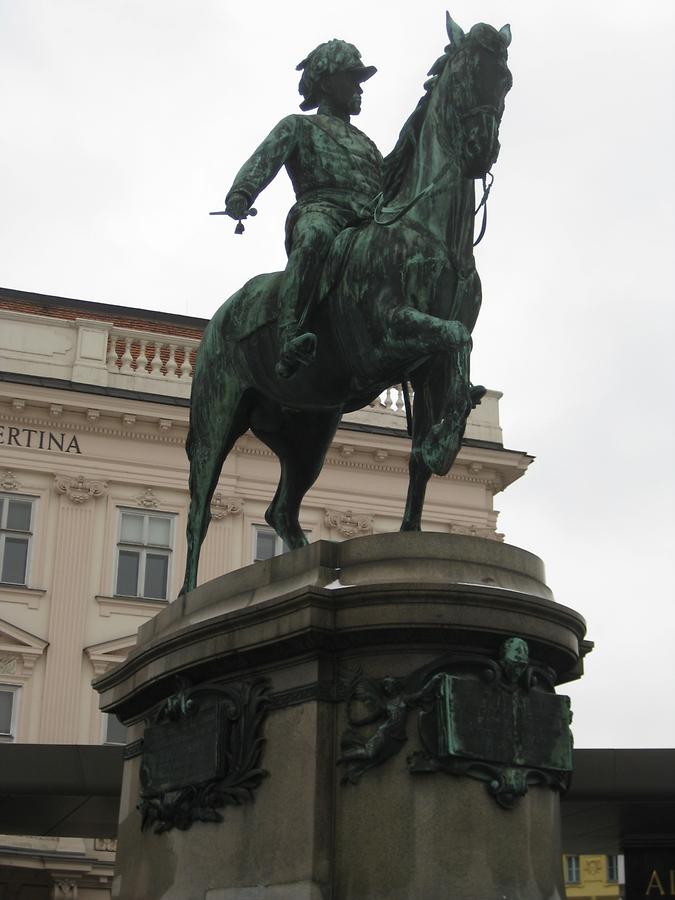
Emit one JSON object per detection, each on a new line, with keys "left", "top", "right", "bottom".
{"left": 96, "top": 534, "right": 588, "bottom": 900}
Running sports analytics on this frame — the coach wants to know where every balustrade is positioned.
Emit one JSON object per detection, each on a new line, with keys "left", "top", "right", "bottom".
{"left": 106, "top": 329, "right": 199, "bottom": 385}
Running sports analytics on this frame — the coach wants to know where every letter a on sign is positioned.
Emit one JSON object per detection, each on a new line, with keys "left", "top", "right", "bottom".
{"left": 645, "top": 868, "right": 666, "bottom": 895}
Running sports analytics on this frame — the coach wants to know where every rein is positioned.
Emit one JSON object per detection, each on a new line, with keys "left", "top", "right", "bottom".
{"left": 373, "top": 161, "right": 453, "bottom": 226}
{"left": 373, "top": 104, "right": 498, "bottom": 238}
{"left": 473, "top": 171, "right": 493, "bottom": 246}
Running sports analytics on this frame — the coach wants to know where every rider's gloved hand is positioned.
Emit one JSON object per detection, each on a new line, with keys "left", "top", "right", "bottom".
{"left": 225, "top": 192, "right": 250, "bottom": 221}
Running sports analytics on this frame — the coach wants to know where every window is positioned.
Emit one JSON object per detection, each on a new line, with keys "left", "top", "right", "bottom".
{"left": 0, "top": 685, "right": 19, "bottom": 742}
{"left": 253, "top": 525, "right": 289, "bottom": 562}
{"left": 0, "top": 494, "right": 34, "bottom": 586}
{"left": 103, "top": 713, "right": 127, "bottom": 745}
{"left": 607, "top": 854, "right": 619, "bottom": 883}
{"left": 115, "top": 510, "right": 174, "bottom": 600}
{"left": 565, "top": 855, "right": 580, "bottom": 884}
{"left": 252, "top": 524, "right": 314, "bottom": 563}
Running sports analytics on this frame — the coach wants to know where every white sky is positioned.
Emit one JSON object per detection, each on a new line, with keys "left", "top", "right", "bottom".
{"left": 1, "top": 0, "right": 674, "bottom": 748}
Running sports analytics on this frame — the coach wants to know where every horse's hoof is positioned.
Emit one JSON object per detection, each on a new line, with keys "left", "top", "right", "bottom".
{"left": 470, "top": 384, "right": 487, "bottom": 408}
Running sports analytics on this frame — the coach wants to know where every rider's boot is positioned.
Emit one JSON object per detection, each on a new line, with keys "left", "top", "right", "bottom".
{"left": 275, "top": 323, "right": 317, "bottom": 379}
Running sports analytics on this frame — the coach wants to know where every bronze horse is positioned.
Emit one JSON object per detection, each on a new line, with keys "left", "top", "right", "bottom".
{"left": 180, "top": 16, "right": 512, "bottom": 595}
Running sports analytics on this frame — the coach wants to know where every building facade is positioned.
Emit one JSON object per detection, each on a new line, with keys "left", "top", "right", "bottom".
{"left": 563, "top": 854, "right": 624, "bottom": 899}
{"left": 0, "top": 287, "right": 531, "bottom": 897}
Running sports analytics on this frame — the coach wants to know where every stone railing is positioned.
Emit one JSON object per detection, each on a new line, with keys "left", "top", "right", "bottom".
{"left": 0, "top": 308, "right": 503, "bottom": 441}
{"left": 344, "top": 384, "right": 503, "bottom": 445}
{"left": 106, "top": 327, "right": 198, "bottom": 383}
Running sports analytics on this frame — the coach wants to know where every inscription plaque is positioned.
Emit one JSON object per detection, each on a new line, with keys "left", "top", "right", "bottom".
{"left": 141, "top": 703, "right": 225, "bottom": 795}
{"left": 136, "top": 677, "right": 270, "bottom": 833}
{"left": 438, "top": 673, "right": 572, "bottom": 771}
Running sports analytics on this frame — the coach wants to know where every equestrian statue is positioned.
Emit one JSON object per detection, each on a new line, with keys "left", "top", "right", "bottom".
{"left": 180, "top": 14, "right": 513, "bottom": 596}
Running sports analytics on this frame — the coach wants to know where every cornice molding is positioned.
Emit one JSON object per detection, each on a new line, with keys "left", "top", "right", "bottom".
{"left": 0, "top": 585, "right": 46, "bottom": 611}
{"left": 0, "top": 403, "right": 515, "bottom": 483}
{"left": 96, "top": 595, "right": 168, "bottom": 619}
{"left": 0, "top": 407, "right": 187, "bottom": 446}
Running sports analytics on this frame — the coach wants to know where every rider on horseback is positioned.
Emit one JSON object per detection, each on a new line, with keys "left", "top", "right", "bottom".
{"left": 224, "top": 40, "right": 383, "bottom": 378}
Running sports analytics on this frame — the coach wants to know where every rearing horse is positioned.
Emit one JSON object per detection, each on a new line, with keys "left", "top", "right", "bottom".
{"left": 181, "top": 15, "right": 512, "bottom": 595}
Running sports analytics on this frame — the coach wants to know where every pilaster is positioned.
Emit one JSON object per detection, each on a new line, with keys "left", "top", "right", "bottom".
{"left": 40, "top": 478, "right": 105, "bottom": 742}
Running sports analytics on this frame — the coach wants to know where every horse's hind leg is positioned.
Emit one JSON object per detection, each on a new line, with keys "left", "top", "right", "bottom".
{"left": 401, "top": 368, "right": 433, "bottom": 532}
{"left": 180, "top": 379, "right": 250, "bottom": 596}
{"left": 252, "top": 406, "right": 342, "bottom": 549}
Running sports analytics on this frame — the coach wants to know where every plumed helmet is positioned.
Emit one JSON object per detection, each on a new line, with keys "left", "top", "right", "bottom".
{"left": 296, "top": 39, "right": 377, "bottom": 112}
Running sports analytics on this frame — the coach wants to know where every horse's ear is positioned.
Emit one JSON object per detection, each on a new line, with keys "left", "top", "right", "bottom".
{"left": 499, "top": 24, "right": 512, "bottom": 47}
{"left": 446, "top": 12, "right": 465, "bottom": 46}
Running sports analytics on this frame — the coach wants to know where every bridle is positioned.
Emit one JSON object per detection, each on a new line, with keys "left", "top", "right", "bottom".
{"left": 372, "top": 102, "right": 500, "bottom": 245}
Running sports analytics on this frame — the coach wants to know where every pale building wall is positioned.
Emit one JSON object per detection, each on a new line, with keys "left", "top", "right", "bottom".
{"left": 0, "top": 290, "right": 532, "bottom": 895}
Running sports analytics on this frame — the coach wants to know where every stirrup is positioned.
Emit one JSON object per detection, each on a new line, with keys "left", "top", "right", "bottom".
{"left": 275, "top": 332, "right": 317, "bottom": 379}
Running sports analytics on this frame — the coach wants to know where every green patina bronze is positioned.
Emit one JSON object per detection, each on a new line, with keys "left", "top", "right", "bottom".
{"left": 339, "top": 638, "right": 573, "bottom": 809}
{"left": 138, "top": 677, "right": 270, "bottom": 833}
{"left": 181, "top": 15, "right": 512, "bottom": 595}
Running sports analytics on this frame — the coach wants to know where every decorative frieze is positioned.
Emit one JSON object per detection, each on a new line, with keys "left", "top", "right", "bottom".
{"left": 0, "top": 656, "right": 17, "bottom": 675}
{"left": 210, "top": 493, "right": 244, "bottom": 521}
{"left": 94, "top": 838, "right": 118, "bottom": 852}
{"left": 55, "top": 474, "right": 107, "bottom": 504}
{"left": 448, "top": 522, "right": 500, "bottom": 541}
{"left": 325, "top": 508, "right": 374, "bottom": 538}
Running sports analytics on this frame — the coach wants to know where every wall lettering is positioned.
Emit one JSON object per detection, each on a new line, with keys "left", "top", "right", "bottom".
{"left": 626, "top": 848, "right": 675, "bottom": 899}
{"left": 0, "top": 426, "right": 81, "bottom": 454}
{"left": 645, "top": 869, "right": 665, "bottom": 895}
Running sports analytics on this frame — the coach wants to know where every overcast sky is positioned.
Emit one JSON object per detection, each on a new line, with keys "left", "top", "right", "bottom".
{"left": 1, "top": 0, "right": 674, "bottom": 748}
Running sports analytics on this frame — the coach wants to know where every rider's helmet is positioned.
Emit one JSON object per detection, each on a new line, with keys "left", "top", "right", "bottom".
{"left": 296, "top": 39, "right": 377, "bottom": 111}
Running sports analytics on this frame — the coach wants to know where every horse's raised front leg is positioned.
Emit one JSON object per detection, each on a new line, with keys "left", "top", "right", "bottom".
{"left": 387, "top": 307, "right": 475, "bottom": 476}
{"left": 386, "top": 307, "right": 471, "bottom": 359}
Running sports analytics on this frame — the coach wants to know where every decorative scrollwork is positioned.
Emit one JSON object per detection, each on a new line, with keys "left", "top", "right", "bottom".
{"left": 324, "top": 508, "right": 373, "bottom": 538}
{"left": 55, "top": 474, "right": 107, "bottom": 504}
{"left": 0, "top": 470, "right": 21, "bottom": 491}
{"left": 210, "top": 493, "right": 244, "bottom": 521}
{"left": 138, "top": 676, "right": 271, "bottom": 833}
{"left": 338, "top": 638, "right": 572, "bottom": 809}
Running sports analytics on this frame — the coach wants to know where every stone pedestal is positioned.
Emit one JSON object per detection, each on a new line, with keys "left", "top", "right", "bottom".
{"left": 95, "top": 534, "right": 588, "bottom": 900}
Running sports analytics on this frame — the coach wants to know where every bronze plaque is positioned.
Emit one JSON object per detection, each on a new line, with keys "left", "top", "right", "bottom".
{"left": 141, "top": 704, "right": 225, "bottom": 795}
{"left": 438, "top": 674, "right": 572, "bottom": 772}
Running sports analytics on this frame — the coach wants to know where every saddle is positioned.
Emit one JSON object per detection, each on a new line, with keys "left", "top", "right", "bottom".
{"left": 224, "top": 225, "right": 362, "bottom": 344}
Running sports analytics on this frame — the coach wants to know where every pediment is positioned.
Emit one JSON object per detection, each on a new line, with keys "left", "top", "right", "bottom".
{"left": 0, "top": 618, "right": 48, "bottom": 674}
{"left": 84, "top": 634, "right": 138, "bottom": 676}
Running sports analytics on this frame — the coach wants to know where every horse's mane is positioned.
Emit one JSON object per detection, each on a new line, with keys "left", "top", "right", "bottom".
{"left": 382, "top": 47, "right": 453, "bottom": 203}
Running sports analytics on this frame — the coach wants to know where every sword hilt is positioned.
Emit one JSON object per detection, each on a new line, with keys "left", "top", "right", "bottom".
{"left": 209, "top": 207, "right": 257, "bottom": 235}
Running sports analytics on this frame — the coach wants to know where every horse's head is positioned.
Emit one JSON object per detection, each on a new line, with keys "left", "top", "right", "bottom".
{"left": 444, "top": 14, "right": 512, "bottom": 179}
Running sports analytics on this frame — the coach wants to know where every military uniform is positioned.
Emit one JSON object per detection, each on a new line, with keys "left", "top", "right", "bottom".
{"left": 226, "top": 113, "right": 383, "bottom": 362}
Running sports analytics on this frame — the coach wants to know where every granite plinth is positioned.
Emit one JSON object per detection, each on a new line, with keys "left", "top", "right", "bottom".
{"left": 96, "top": 533, "right": 588, "bottom": 900}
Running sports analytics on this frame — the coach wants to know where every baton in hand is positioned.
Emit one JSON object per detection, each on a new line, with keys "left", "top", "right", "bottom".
{"left": 209, "top": 207, "right": 257, "bottom": 235}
